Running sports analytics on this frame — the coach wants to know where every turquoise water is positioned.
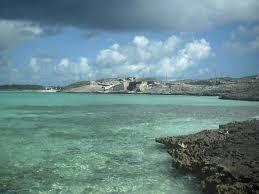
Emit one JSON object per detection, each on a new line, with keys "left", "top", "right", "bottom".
{"left": 1, "top": 92, "right": 259, "bottom": 194}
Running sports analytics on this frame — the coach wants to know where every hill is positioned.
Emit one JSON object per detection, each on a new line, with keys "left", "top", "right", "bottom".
{"left": 0, "top": 84, "right": 45, "bottom": 91}
{"left": 62, "top": 75, "right": 259, "bottom": 101}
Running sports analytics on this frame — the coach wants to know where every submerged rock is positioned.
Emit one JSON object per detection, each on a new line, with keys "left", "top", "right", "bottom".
{"left": 156, "top": 120, "right": 259, "bottom": 194}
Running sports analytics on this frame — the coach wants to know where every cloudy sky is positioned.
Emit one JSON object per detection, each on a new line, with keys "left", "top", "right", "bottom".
{"left": 0, "top": 0, "right": 258, "bottom": 85}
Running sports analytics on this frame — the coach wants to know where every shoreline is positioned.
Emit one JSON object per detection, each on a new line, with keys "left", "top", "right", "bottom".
{"left": 156, "top": 120, "right": 259, "bottom": 194}
{"left": 1, "top": 75, "right": 258, "bottom": 101}
{"left": 0, "top": 90, "right": 259, "bottom": 101}
{"left": 64, "top": 91, "right": 259, "bottom": 101}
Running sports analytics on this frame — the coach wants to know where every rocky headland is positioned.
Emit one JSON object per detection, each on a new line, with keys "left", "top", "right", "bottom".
{"left": 156, "top": 120, "right": 259, "bottom": 194}
{"left": 62, "top": 75, "right": 259, "bottom": 101}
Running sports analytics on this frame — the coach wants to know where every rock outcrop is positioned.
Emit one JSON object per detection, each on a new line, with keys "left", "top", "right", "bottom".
{"left": 156, "top": 120, "right": 259, "bottom": 194}
{"left": 62, "top": 75, "right": 259, "bottom": 101}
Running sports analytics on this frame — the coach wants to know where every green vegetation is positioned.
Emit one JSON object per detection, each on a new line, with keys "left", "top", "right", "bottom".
{"left": 0, "top": 84, "right": 45, "bottom": 90}
{"left": 63, "top": 81, "right": 90, "bottom": 90}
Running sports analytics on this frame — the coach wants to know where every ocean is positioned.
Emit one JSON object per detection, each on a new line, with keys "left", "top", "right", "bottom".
{"left": 1, "top": 92, "right": 259, "bottom": 193}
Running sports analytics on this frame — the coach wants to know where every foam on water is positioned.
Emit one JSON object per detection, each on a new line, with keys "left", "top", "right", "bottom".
{"left": 1, "top": 92, "right": 259, "bottom": 193}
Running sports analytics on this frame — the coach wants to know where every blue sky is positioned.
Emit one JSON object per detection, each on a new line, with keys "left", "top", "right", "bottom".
{"left": 0, "top": 0, "right": 258, "bottom": 85}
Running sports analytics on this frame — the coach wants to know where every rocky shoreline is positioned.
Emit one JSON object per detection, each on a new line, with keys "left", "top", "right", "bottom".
{"left": 62, "top": 75, "right": 259, "bottom": 101}
{"left": 156, "top": 120, "right": 259, "bottom": 194}
{"left": 2, "top": 76, "right": 258, "bottom": 101}
{"left": 219, "top": 94, "right": 259, "bottom": 101}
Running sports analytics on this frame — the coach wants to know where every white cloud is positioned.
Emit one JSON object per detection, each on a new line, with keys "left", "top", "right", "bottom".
{"left": 164, "top": 36, "right": 181, "bottom": 53}
{"left": 198, "top": 68, "right": 210, "bottom": 75}
{"left": 96, "top": 44, "right": 127, "bottom": 66}
{"left": 56, "top": 58, "right": 69, "bottom": 72}
{"left": 73, "top": 57, "right": 90, "bottom": 74}
{"left": 1, "top": 35, "right": 212, "bottom": 84}
{"left": 96, "top": 35, "right": 181, "bottom": 68}
{"left": 111, "top": 43, "right": 120, "bottom": 50}
{"left": 55, "top": 57, "right": 90, "bottom": 75}
{"left": 157, "top": 39, "right": 211, "bottom": 76}
{"left": 96, "top": 35, "right": 211, "bottom": 78}
{"left": 134, "top": 35, "right": 180, "bottom": 62}
{"left": 0, "top": 20, "right": 44, "bottom": 52}
{"left": 181, "top": 39, "right": 211, "bottom": 61}
{"left": 29, "top": 57, "right": 40, "bottom": 73}
{"left": 118, "top": 63, "right": 150, "bottom": 76}
{"left": 133, "top": 36, "right": 149, "bottom": 47}
{"left": 0, "top": 55, "right": 92, "bottom": 85}
{"left": 225, "top": 39, "right": 259, "bottom": 54}
{"left": 41, "top": 58, "right": 53, "bottom": 63}
{"left": 225, "top": 24, "right": 259, "bottom": 54}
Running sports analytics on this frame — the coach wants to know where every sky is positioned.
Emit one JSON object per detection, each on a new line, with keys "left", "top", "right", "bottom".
{"left": 0, "top": 0, "right": 258, "bottom": 85}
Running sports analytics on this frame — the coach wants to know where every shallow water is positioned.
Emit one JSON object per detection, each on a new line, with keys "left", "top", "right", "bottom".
{"left": 0, "top": 92, "right": 259, "bottom": 194}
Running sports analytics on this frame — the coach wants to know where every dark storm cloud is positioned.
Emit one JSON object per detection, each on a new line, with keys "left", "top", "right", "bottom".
{"left": 0, "top": 0, "right": 146, "bottom": 30}
{"left": 0, "top": 0, "right": 258, "bottom": 31}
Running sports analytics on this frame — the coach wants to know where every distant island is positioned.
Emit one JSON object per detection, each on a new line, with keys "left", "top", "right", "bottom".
{"left": 62, "top": 75, "right": 259, "bottom": 101}
{"left": 0, "top": 84, "right": 45, "bottom": 91}
{"left": 0, "top": 85, "right": 62, "bottom": 92}
{"left": 1, "top": 75, "right": 259, "bottom": 101}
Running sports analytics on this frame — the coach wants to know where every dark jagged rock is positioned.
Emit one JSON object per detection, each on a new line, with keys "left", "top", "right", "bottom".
{"left": 219, "top": 94, "right": 259, "bottom": 101}
{"left": 156, "top": 120, "right": 259, "bottom": 194}
{"left": 127, "top": 81, "right": 141, "bottom": 91}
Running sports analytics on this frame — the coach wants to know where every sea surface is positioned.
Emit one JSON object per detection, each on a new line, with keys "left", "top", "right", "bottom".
{"left": 1, "top": 92, "right": 259, "bottom": 194}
